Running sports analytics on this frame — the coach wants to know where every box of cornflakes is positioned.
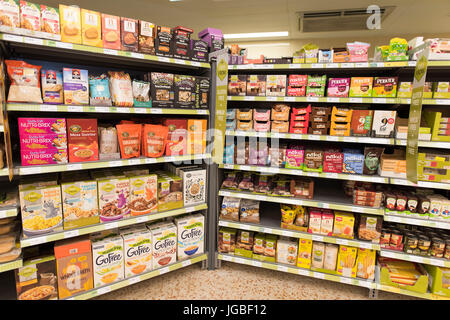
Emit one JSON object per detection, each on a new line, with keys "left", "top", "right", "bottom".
{"left": 121, "top": 227, "right": 152, "bottom": 277}
{"left": 91, "top": 234, "right": 124, "bottom": 288}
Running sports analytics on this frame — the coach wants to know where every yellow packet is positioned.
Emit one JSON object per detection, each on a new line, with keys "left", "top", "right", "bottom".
{"left": 356, "top": 248, "right": 376, "bottom": 280}
{"left": 336, "top": 245, "right": 357, "bottom": 278}
{"left": 81, "top": 9, "right": 102, "bottom": 47}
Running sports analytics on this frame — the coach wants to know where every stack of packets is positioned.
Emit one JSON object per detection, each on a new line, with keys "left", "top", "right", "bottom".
{"left": 379, "top": 257, "right": 426, "bottom": 286}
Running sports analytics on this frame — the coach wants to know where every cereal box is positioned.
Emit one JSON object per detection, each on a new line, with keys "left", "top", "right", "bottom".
{"left": 276, "top": 237, "right": 298, "bottom": 265}
{"left": 349, "top": 77, "right": 373, "bottom": 97}
{"left": 63, "top": 68, "right": 89, "bottom": 105}
{"left": 149, "top": 72, "right": 174, "bottom": 108}
{"left": 19, "top": 184, "right": 63, "bottom": 238}
{"left": 297, "top": 238, "right": 313, "bottom": 269}
{"left": 327, "top": 78, "right": 350, "bottom": 97}
{"left": 179, "top": 167, "right": 206, "bottom": 207}
{"left": 121, "top": 17, "right": 138, "bottom": 52}
{"left": 18, "top": 118, "right": 66, "bottom": 135}
{"left": 101, "top": 13, "right": 120, "bottom": 50}
{"left": 61, "top": 180, "right": 99, "bottom": 230}
{"left": 372, "top": 77, "right": 398, "bottom": 98}
{"left": 20, "top": 133, "right": 67, "bottom": 151}
{"left": 92, "top": 234, "right": 124, "bottom": 288}
{"left": 15, "top": 255, "right": 58, "bottom": 300}
{"left": 336, "top": 245, "right": 357, "bottom": 278}
{"left": 54, "top": 237, "right": 93, "bottom": 299}
{"left": 121, "top": 227, "right": 152, "bottom": 277}
{"left": 149, "top": 221, "right": 177, "bottom": 269}
{"left": 97, "top": 176, "right": 130, "bottom": 222}
{"left": 332, "top": 212, "right": 355, "bottom": 239}
{"left": 67, "top": 118, "right": 99, "bottom": 162}
{"left": 20, "top": 1, "right": 40, "bottom": 32}
{"left": 21, "top": 148, "right": 68, "bottom": 166}
{"left": 0, "top": 0, "right": 20, "bottom": 31}
{"left": 40, "top": 5, "right": 60, "bottom": 36}
{"left": 126, "top": 174, "right": 158, "bottom": 216}
{"left": 156, "top": 171, "right": 183, "bottom": 211}
{"left": 59, "top": 4, "right": 81, "bottom": 44}
{"left": 81, "top": 9, "right": 102, "bottom": 47}
{"left": 174, "top": 213, "right": 204, "bottom": 260}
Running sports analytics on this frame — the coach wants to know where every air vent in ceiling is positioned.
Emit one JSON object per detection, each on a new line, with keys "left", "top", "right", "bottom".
{"left": 298, "top": 7, "right": 395, "bottom": 33}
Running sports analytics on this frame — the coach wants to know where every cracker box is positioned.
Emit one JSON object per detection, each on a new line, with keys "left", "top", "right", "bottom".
{"left": 276, "top": 237, "right": 298, "bottom": 266}
{"left": 63, "top": 68, "right": 89, "bottom": 105}
{"left": 121, "top": 227, "right": 152, "bottom": 277}
{"left": 150, "top": 72, "right": 174, "bottom": 107}
{"left": 371, "top": 110, "right": 396, "bottom": 138}
{"left": 138, "top": 20, "right": 155, "bottom": 54}
{"left": 174, "top": 213, "right": 204, "bottom": 260}
{"left": 81, "top": 9, "right": 102, "bottom": 47}
{"left": 54, "top": 237, "right": 93, "bottom": 299}
{"left": 121, "top": 17, "right": 138, "bottom": 52}
{"left": 61, "top": 179, "right": 99, "bottom": 230}
{"left": 15, "top": 254, "right": 58, "bottom": 300}
{"left": 67, "top": 118, "right": 99, "bottom": 163}
{"left": 163, "top": 118, "right": 187, "bottom": 156}
{"left": 332, "top": 212, "right": 355, "bottom": 239}
{"left": 196, "top": 77, "right": 210, "bottom": 109}
{"left": 246, "top": 75, "right": 266, "bottom": 96}
{"left": 349, "top": 77, "right": 373, "bottom": 97}
{"left": 372, "top": 77, "right": 398, "bottom": 98}
{"left": 342, "top": 149, "right": 364, "bottom": 175}
{"left": 0, "top": 0, "right": 20, "bottom": 31}
{"left": 126, "top": 174, "right": 158, "bottom": 216}
{"left": 40, "top": 5, "right": 60, "bottom": 37}
{"left": 21, "top": 149, "right": 68, "bottom": 166}
{"left": 18, "top": 117, "right": 66, "bottom": 135}
{"left": 297, "top": 238, "right": 313, "bottom": 269}
{"left": 101, "top": 14, "right": 120, "bottom": 50}
{"left": 179, "top": 167, "right": 206, "bottom": 206}
{"left": 321, "top": 212, "right": 334, "bottom": 236}
{"left": 97, "top": 176, "right": 130, "bottom": 222}
{"left": 148, "top": 221, "right": 177, "bottom": 269}
{"left": 266, "top": 75, "right": 286, "bottom": 97}
{"left": 19, "top": 184, "right": 63, "bottom": 238}
{"left": 228, "top": 75, "right": 246, "bottom": 96}
{"left": 20, "top": 133, "right": 67, "bottom": 151}
{"left": 327, "top": 78, "right": 350, "bottom": 97}
{"left": 59, "top": 4, "right": 81, "bottom": 44}
{"left": 336, "top": 245, "right": 357, "bottom": 278}
{"left": 308, "top": 210, "right": 322, "bottom": 234}
{"left": 174, "top": 75, "right": 196, "bottom": 108}
{"left": 92, "top": 234, "right": 124, "bottom": 288}
{"left": 156, "top": 171, "right": 183, "bottom": 211}
{"left": 323, "top": 149, "right": 343, "bottom": 173}
{"left": 20, "top": 1, "right": 40, "bottom": 32}
{"left": 172, "top": 26, "right": 193, "bottom": 60}
{"left": 350, "top": 110, "right": 373, "bottom": 137}
{"left": 155, "top": 25, "right": 173, "bottom": 57}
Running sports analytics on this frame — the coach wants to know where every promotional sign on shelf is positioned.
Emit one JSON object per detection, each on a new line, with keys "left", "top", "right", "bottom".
{"left": 213, "top": 51, "right": 228, "bottom": 164}
{"left": 406, "top": 44, "right": 430, "bottom": 184}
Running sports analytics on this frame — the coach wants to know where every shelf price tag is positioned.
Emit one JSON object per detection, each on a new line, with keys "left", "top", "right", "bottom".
{"left": 128, "top": 276, "right": 141, "bottom": 285}
{"left": 130, "top": 52, "right": 144, "bottom": 59}
{"left": 306, "top": 97, "right": 319, "bottom": 102}
{"left": 3, "top": 34, "right": 22, "bottom": 42}
{"left": 435, "top": 99, "right": 449, "bottom": 105}
{"left": 136, "top": 216, "right": 148, "bottom": 223}
{"left": 262, "top": 228, "right": 271, "bottom": 234}
{"left": 289, "top": 64, "right": 301, "bottom": 69}
{"left": 97, "top": 287, "right": 111, "bottom": 295}
{"left": 24, "top": 37, "right": 43, "bottom": 45}
{"left": 408, "top": 61, "right": 417, "bottom": 67}
{"left": 340, "top": 277, "right": 352, "bottom": 284}
{"left": 95, "top": 106, "right": 110, "bottom": 113}
{"left": 313, "top": 272, "right": 325, "bottom": 279}
{"left": 105, "top": 222, "right": 119, "bottom": 230}
{"left": 373, "top": 98, "right": 387, "bottom": 104}
{"left": 116, "top": 107, "right": 130, "bottom": 113}
{"left": 327, "top": 97, "right": 339, "bottom": 103}
{"left": 285, "top": 97, "right": 295, "bottom": 102}
{"left": 149, "top": 109, "right": 163, "bottom": 114}
{"left": 67, "top": 164, "right": 82, "bottom": 171}
{"left": 181, "top": 260, "right": 191, "bottom": 267}
{"left": 104, "top": 49, "right": 118, "bottom": 55}
{"left": 64, "top": 230, "right": 80, "bottom": 239}
{"left": 40, "top": 105, "right": 57, "bottom": 112}
{"left": 108, "top": 161, "right": 121, "bottom": 167}
{"left": 68, "top": 106, "right": 83, "bottom": 112}
{"left": 266, "top": 97, "right": 277, "bottom": 101}
{"left": 311, "top": 235, "right": 322, "bottom": 242}
{"left": 278, "top": 266, "right": 288, "bottom": 272}
{"left": 341, "top": 63, "right": 354, "bottom": 68}
{"left": 311, "top": 63, "right": 324, "bottom": 68}
{"left": 221, "top": 255, "right": 232, "bottom": 261}
{"left": 234, "top": 257, "right": 245, "bottom": 264}
{"left": 325, "top": 63, "right": 339, "bottom": 68}
{"left": 349, "top": 98, "right": 363, "bottom": 103}
{"left": 252, "top": 260, "right": 262, "bottom": 267}
{"left": 55, "top": 41, "right": 73, "bottom": 49}
{"left": 25, "top": 236, "right": 46, "bottom": 247}
{"left": 258, "top": 64, "right": 273, "bottom": 69}
{"left": 134, "top": 108, "right": 147, "bottom": 114}
{"left": 21, "top": 167, "right": 41, "bottom": 175}
{"left": 281, "top": 230, "right": 292, "bottom": 237}
{"left": 128, "top": 159, "right": 141, "bottom": 166}
{"left": 355, "top": 62, "right": 369, "bottom": 68}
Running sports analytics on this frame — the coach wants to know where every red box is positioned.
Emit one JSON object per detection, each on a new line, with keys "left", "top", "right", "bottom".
{"left": 101, "top": 14, "right": 121, "bottom": 50}
{"left": 292, "top": 105, "right": 311, "bottom": 116}
{"left": 323, "top": 149, "right": 343, "bottom": 173}
{"left": 67, "top": 118, "right": 99, "bottom": 163}
{"left": 163, "top": 119, "right": 187, "bottom": 156}
{"left": 288, "top": 75, "right": 307, "bottom": 86}
{"left": 287, "top": 86, "right": 306, "bottom": 97}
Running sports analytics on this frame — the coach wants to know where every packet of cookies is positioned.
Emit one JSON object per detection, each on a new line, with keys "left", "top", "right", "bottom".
{"left": 138, "top": 20, "right": 155, "bottom": 54}
{"left": 101, "top": 13, "right": 120, "bottom": 50}
{"left": 116, "top": 123, "right": 141, "bottom": 159}
{"left": 59, "top": 4, "right": 81, "bottom": 44}
{"left": 121, "top": 17, "right": 138, "bottom": 52}
{"left": 81, "top": 9, "right": 102, "bottom": 47}
{"left": 20, "top": 1, "right": 40, "bottom": 33}
{"left": 40, "top": 5, "right": 60, "bottom": 39}
{"left": 0, "top": 0, "right": 20, "bottom": 31}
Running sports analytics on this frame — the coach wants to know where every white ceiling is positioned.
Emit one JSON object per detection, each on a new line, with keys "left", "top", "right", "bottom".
{"left": 45, "top": 0, "right": 450, "bottom": 41}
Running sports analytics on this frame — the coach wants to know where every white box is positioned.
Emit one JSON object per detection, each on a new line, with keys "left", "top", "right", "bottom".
{"left": 148, "top": 221, "right": 177, "bottom": 269}
{"left": 121, "top": 227, "right": 152, "bottom": 277}
{"left": 180, "top": 167, "right": 206, "bottom": 206}
{"left": 174, "top": 213, "right": 204, "bottom": 260}
{"left": 276, "top": 237, "right": 298, "bottom": 266}
{"left": 92, "top": 234, "right": 124, "bottom": 288}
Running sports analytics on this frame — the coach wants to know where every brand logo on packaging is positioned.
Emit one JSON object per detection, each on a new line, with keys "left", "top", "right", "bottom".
{"left": 65, "top": 185, "right": 81, "bottom": 196}
{"left": 24, "top": 191, "right": 42, "bottom": 202}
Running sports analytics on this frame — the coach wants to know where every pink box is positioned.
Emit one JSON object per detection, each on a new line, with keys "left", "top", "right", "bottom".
{"left": 327, "top": 78, "right": 350, "bottom": 97}
{"left": 323, "top": 149, "right": 343, "bottom": 173}
{"left": 18, "top": 118, "right": 66, "bottom": 135}
{"left": 21, "top": 149, "right": 68, "bottom": 166}
{"left": 308, "top": 210, "right": 322, "bottom": 234}
{"left": 285, "top": 148, "right": 304, "bottom": 169}
{"left": 347, "top": 42, "right": 370, "bottom": 62}
{"left": 320, "top": 212, "right": 334, "bottom": 236}
{"left": 20, "top": 134, "right": 67, "bottom": 151}
{"left": 253, "top": 120, "right": 271, "bottom": 132}
{"left": 253, "top": 109, "right": 270, "bottom": 122}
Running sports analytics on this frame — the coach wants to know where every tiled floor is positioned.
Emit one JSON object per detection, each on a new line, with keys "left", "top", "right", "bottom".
{"left": 94, "top": 261, "right": 416, "bottom": 300}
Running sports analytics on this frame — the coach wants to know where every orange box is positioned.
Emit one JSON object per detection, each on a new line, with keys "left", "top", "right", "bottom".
{"left": 54, "top": 237, "right": 94, "bottom": 299}
{"left": 187, "top": 119, "right": 207, "bottom": 154}
{"left": 67, "top": 118, "right": 99, "bottom": 162}
{"left": 81, "top": 9, "right": 102, "bottom": 47}
{"left": 59, "top": 4, "right": 81, "bottom": 44}
{"left": 101, "top": 13, "right": 120, "bottom": 50}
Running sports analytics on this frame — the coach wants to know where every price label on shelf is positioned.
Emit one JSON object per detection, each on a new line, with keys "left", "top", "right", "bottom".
{"left": 158, "top": 57, "right": 170, "bottom": 63}
{"left": 252, "top": 261, "right": 262, "bottom": 267}
{"left": 408, "top": 61, "right": 417, "bottom": 67}
{"left": 266, "top": 97, "right": 277, "bottom": 101}
{"left": 25, "top": 236, "right": 46, "bottom": 247}
{"left": 435, "top": 99, "right": 449, "bottom": 105}
{"left": 382, "top": 250, "right": 396, "bottom": 258}
{"left": 95, "top": 106, "right": 110, "bottom": 113}
{"left": 326, "top": 173, "right": 338, "bottom": 179}
{"left": 375, "top": 62, "right": 384, "bottom": 67}
{"left": 40, "top": 105, "right": 57, "bottom": 112}
{"left": 128, "top": 276, "right": 141, "bottom": 285}
{"left": 346, "top": 137, "right": 357, "bottom": 142}
{"left": 234, "top": 257, "right": 245, "bottom": 264}
{"left": 131, "top": 52, "right": 144, "bottom": 59}
{"left": 313, "top": 272, "right": 325, "bottom": 279}
{"left": 244, "top": 96, "right": 255, "bottom": 101}
{"left": 136, "top": 216, "right": 148, "bottom": 224}
{"left": 297, "top": 269, "right": 309, "bottom": 276}
{"left": 108, "top": 161, "right": 121, "bottom": 167}
{"left": 104, "top": 49, "right": 118, "bottom": 55}
{"left": 258, "top": 64, "right": 273, "bottom": 69}
{"left": 21, "top": 167, "right": 41, "bottom": 175}
{"left": 335, "top": 239, "right": 348, "bottom": 245}
{"left": 325, "top": 63, "right": 339, "bottom": 68}
{"left": 68, "top": 106, "right": 83, "bottom": 112}
{"left": 181, "top": 260, "right": 191, "bottom": 267}
{"left": 355, "top": 62, "right": 369, "bottom": 68}
{"left": 281, "top": 230, "right": 292, "bottom": 237}
{"left": 149, "top": 109, "right": 163, "bottom": 114}
{"left": 341, "top": 63, "right": 355, "bottom": 68}
{"left": 326, "top": 136, "right": 339, "bottom": 141}
{"left": 67, "top": 164, "right": 82, "bottom": 171}
{"left": 64, "top": 230, "right": 80, "bottom": 239}
{"left": 221, "top": 255, "right": 232, "bottom": 262}
{"left": 373, "top": 98, "right": 387, "bottom": 104}
{"left": 128, "top": 159, "right": 141, "bottom": 166}
{"left": 284, "top": 97, "right": 295, "bottom": 102}
{"left": 97, "top": 287, "right": 111, "bottom": 295}
{"left": 254, "top": 195, "right": 266, "bottom": 201}
{"left": 311, "top": 63, "right": 324, "bottom": 68}
{"left": 191, "top": 61, "right": 202, "bottom": 67}
{"left": 311, "top": 235, "right": 322, "bottom": 242}
{"left": 56, "top": 41, "right": 73, "bottom": 49}
{"left": 197, "top": 110, "right": 208, "bottom": 115}
{"left": 326, "top": 97, "right": 339, "bottom": 103}
{"left": 306, "top": 97, "right": 319, "bottom": 102}
{"left": 134, "top": 108, "right": 147, "bottom": 113}
{"left": 185, "top": 206, "right": 196, "bottom": 213}
{"left": 262, "top": 228, "right": 271, "bottom": 234}
{"left": 278, "top": 266, "right": 288, "bottom": 272}
{"left": 24, "top": 37, "right": 43, "bottom": 45}
{"left": 307, "top": 172, "right": 319, "bottom": 177}
{"left": 105, "top": 222, "right": 119, "bottom": 230}
{"left": 3, "top": 34, "right": 22, "bottom": 42}
{"left": 116, "top": 107, "right": 130, "bottom": 113}
{"left": 349, "top": 98, "right": 363, "bottom": 103}
{"left": 359, "top": 242, "right": 373, "bottom": 249}
{"left": 340, "top": 277, "right": 352, "bottom": 284}
{"left": 160, "top": 266, "right": 170, "bottom": 274}
{"left": 289, "top": 64, "right": 301, "bottom": 69}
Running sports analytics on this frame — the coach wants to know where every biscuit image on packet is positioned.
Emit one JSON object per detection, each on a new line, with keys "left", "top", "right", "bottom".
{"left": 81, "top": 9, "right": 102, "bottom": 47}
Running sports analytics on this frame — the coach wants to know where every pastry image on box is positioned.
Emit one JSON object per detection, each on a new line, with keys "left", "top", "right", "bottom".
{"left": 59, "top": 4, "right": 81, "bottom": 44}
{"left": 174, "top": 75, "right": 196, "bottom": 108}
{"left": 228, "top": 75, "right": 246, "bottom": 96}
{"left": 67, "top": 118, "right": 98, "bottom": 163}
{"left": 349, "top": 77, "right": 373, "bottom": 97}
{"left": 40, "top": 5, "right": 60, "bottom": 36}
{"left": 246, "top": 75, "right": 266, "bottom": 96}
{"left": 0, "top": 0, "right": 20, "bottom": 30}
{"left": 327, "top": 78, "right": 350, "bottom": 97}
{"left": 266, "top": 75, "right": 286, "bottom": 97}
{"left": 63, "top": 68, "right": 89, "bottom": 105}
{"left": 101, "top": 13, "right": 120, "bottom": 49}
{"left": 150, "top": 72, "right": 174, "bottom": 107}
{"left": 20, "top": 1, "right": 40, "bottom": 32}
{"left": 20, "top": 133, "right": 67, "bottom": 151}
{"left": 155, "top": 25, "right": 173, "bottom": 57}
{"left": 372, "top": 77, "right": 398, "bottom": 98}
{"left": 121, "top": 17, "right": 138, "bottom": 52}
{"left": 138, "top": 20, "right": 155, "bottom": 54}
{"left": 81, "top": 9, "right": 101, "bottom": 47}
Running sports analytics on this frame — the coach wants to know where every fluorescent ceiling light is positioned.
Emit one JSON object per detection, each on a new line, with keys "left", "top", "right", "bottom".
{"left": 240, "top": 42, "right": 290, "bottom": 47}
{"left": 223, "top": 31, "right": 289, "bottom": 39}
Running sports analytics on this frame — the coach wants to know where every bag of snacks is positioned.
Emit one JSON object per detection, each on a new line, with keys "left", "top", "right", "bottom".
{"left": 89, "top": 74, "right": 112, "bottom": 106}
{"left": 41, "top": 69, "right": 63, "bottom": 104}
{"left": 116, "top": 123, "right": 142, "bottom": 158}
{"left": 220, "top": 197, "right": 240, "bottom": 221}
{"left": 6, "top": 60, "right": 42, "bottom": 103}
{"left": 239, "top": 199, "right": 260, "bottom": 223}
{"left": 253, "top": 174, "right": 271, "bottom": 194}
{"left": 238, "top": 172, "right": 254, "bottom": 192}
{"left": 221, "top": 171, "right": 242, "bottom": 190}
{"left": 142, "top": 124, "right": 168, "bottom": 158}
{"left": 132, "top": 80, "right": 151, "bottom": 107}
{"left": 108, "top": 71, "right": 133, "bottom": 107}
{"left": 98, "top": 126, "right": 120, "bottom": 160}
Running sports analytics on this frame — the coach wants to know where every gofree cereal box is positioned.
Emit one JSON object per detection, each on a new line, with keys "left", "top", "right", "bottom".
{"left": 174, "top": 213, "right": 204, "bottom": 260}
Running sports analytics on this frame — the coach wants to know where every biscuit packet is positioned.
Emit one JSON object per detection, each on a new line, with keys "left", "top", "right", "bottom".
{"left": 219, "top": 197, "right": 240, "bottom": 222}
{"left": 40, "top": 5, "right": 60, "bottom": 37}
{"left": 239, "top": 199, "right": 260, "bottom": 223}
{"left": 121, "top": 17, "right": 138, "bottom": 52}
{"left": 20, "top": 1, "right": 40, "bottom": 32}
{"left": 98, "top": 126, "right": 119, "bottom": 160}
{"left": 116, "top": 124, "right": 141, "bottom": 159}
{"left": 132, "top": 80, "right": 151, "bottom": 107}
{"left": 59, "top": 4, "right": 81, "bottom": 44}
{"left": 41, "top": 69, "right": 63, "bottom": 104}
{"left": 81, "top": 9, "right": 102, "bottom": 47}
{"left": 138, "top": 20, "right": 155, "bottom": 54}
{"left": 6, "top": 60, "right": 42, "bottom": 103}
{"left": 101, "top": 13, "right": 120, "bottom": 49}
{"left": 108, "top": 71, "right": 133, "bottom": 107}
{"left": 89, "top": 74, "right": 112, "bottom": 106}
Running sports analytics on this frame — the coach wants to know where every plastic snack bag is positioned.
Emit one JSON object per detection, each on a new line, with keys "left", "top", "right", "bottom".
{"left": 108, "top": 71, "right": 133, "bottom": 107}
{"left": 6, "top": 60, "right": 42, "bottom": 103}
{"left": 220, "top": 197, "right": 240, "bottom": 222}
{"left": 132, "top": 80, "right": 151, "bottom": 107}
{"left": 143, "top": 124, "right": 169, "bottom": 158}
{"left": 116, "top": 123, "right": 141, "bottom": 158}
{"left": 89, "top": 74, "right": 112, "bottom": 106}
{"left": 98, "top": 126, "right": 120, "bottom": 160}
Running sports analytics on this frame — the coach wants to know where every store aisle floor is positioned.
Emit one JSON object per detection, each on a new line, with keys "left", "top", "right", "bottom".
{"left": 94, "top": 262, "right": 417, "bottom": 300}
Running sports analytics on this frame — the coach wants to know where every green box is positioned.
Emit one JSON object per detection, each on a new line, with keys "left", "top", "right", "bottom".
{"left": 306, "top": 86, "right": 325, "bottom": 97}
{"left": 235, "top": 247, "right": 253, "bottom": 258}
{"left": 156, "top": 171, "right": 183, "bottom": 212}
{"left": 423, "top": 111, "right": 450, "bottom": 142}
{"left": 424, "top": 265, "right": 450, "bottom": 298}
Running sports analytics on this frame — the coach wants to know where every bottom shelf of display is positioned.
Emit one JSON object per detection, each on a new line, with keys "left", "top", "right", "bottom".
{"left": 66, "top": 253, "right": 208, "bottom": 300}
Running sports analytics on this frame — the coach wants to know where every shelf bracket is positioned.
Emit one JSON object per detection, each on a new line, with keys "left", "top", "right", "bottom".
{"left": 368, "top": 288, "right": 378, "bottom": 299}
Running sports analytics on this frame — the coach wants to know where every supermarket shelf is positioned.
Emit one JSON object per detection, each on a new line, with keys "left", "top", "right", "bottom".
{"left": 16, "top": 153, "right": 210, "bottom": 176}
{"left": 0, "top": 33, "right": 210, "bottom": 69}
{"left": 376, "top": 283, "right": 449, "bottom": 300}
{"left": 227, "top": 96, "right": 450, "bottom": 105}
{"left": 66, "top": 253, "right": 207, "bottom": 300}
{"left": 218, "top": 253, "right": 376, "bottom": 289}
{"left": 7, "top": 103, "right": 209, "bottom": 115}
{"left": 380, "top": 249, "right": 450, "bottom": 268}
{"left": 20, "top": 203, "right": 208, "bottom": 248}
{"left": 0, "top": 168, "right": 9, "bottom": 177}
{"left": 384, "top": 213, "right": 450, "bottom": 230}
{"left": 228, "top": 61, "right": 418, "bottom": 70}
{"left": 220, "top": 163, "right": 389, "bottom": 184}
{"left": 0, "top": 259, "right": 22, "bottom": 273}
{"left": 395, "top": 139, "right": 450, "bottom": 148}
{"left": 0, "top": 206, "right": 18, "bottom": 219}
{"left": 218, "top": 218, "right": 380, "bottom": 250}
{"left": 389, "top": 178, "right": 450, "bottom": 190}
{"left": 218, "top": 189, "right": 384, "bottom": 215}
